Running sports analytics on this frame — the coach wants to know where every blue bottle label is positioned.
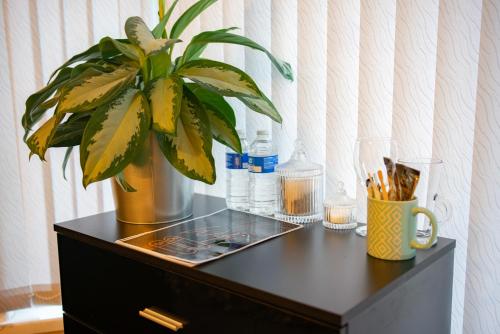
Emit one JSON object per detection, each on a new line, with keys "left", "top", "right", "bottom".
{"left": 226, "top": 153, "right": 248, "bottom": 169}
{"left": 248, "top": 155, "right": 278, "bottom": 173}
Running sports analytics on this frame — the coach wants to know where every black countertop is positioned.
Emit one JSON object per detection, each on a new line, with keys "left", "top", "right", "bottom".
{"left": 55, "top": 194, "right": 455, "bottom": 327}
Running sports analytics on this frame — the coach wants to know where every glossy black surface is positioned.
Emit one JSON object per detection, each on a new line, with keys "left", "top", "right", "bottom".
{"left": 55, "top": 194, "right": 455, "bottom": 327}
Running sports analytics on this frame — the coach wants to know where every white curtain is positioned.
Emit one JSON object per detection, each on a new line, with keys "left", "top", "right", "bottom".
{"left": 0, "top": 1, "right": 499, "bottom": 333}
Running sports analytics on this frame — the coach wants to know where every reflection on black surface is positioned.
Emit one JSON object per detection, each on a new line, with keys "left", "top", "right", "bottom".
{"left": 366, "top": 253, "right": 415, "bottom": 290}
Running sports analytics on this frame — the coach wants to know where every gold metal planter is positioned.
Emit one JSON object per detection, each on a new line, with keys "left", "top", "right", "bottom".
{"left": 112, "top": 134, "right": 194, "bottom": 224}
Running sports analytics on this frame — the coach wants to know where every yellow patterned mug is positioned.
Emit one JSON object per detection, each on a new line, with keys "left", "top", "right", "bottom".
{"left": 367, "top": 197, "right": 438, "bottom": 260}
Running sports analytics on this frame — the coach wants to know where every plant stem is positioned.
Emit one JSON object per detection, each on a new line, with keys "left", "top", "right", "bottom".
{"left": 158, "top": 0, "right": 165, "bottom": 21}
{"left": 142, "top": 60, "right": 150, "bottom": 84}
{"left": 158, "top": 0, "right": 167, "bottom": 39}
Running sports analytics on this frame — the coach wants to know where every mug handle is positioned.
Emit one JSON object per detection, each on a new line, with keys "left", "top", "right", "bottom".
{"left": 410, "top": 207, "right": 438, "bottom": 249}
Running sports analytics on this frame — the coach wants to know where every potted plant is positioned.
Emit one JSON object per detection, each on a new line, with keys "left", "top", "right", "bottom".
{"left": 22, "top": 0, "right": 292, "bottom": 224}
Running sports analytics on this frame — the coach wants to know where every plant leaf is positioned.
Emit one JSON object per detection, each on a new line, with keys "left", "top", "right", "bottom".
{"left": 185, "top": 84, "right": 239, "bottom": 152}
{"left": 181, "top": 27, "right": 237, "bottom": 62}
{"left": 62, "top": 146, "right": 73, "bottom": 181}
{"left": 205, "top": 105, "right": 241, "bottom": 153}
{"left": 38, "top": 94, "right": 60, "bottom": 110}
{"left": 58, "top": 66, "right": 138, "bottom": 113}
{"left": 115, "top": 171, "right": 137, "bottom": 192}
{"left": 80, "top": 88, "right": 150, "bottom": 187}
{"left": 125, "top": 16, "right": 180, "bottom": 55}
{"left": 185, "top": 82, "right": 235, "bottom": 126}
{"left": 26, "top": 112, "right": 64, "bottom": 161}
{"left": 148, "top": 75, "right": 183, "bottom": 135}
{"left": 180, "top": 28, "right": 238, "bottom": 64}
{"left": 27, "top": 60, "right": 116, "bottom": 136}
{"left": 149, "top": 50, "right": 171, "bottom": 80}
{"left": 170, "top": 0, "right": 216, "bottom": 39}
{"left": 177, "top": 59, "right": 261, "bottom": 98}
{"left": 99, "top": 36, "right": 144, "bottom": 64}
{"left": 238, "top": 94, "right": 282, "bottom": 124}
{"left": 23, "top": 93, "right": 61, "bottom": 143}
{"left": 156, "top": 88, "right": 215, "bottom": 184}
{"left": 69, "top": 62, "right": 115, "bottom": 79}
{"left": 50, "top": 112, "right": 91, "bottom": 147}
{"left": 47, "top": 44, "right": 101, "bottom": 83}
{"left": 182, "top": 29, "right": 293, "bottom": 81}
{"left": 23, "top": 67, "right": 72, "bottom": 134}
{"left": 152, "top": 0, "right": 179, "bottom": 38}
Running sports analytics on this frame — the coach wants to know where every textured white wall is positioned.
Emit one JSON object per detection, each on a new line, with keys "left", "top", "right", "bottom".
{"left": 433, "top": 0, "right": 483, "bottom": 331}
{"left": 0, "top": 1, "right": 499, "bottom": 332}
{"left": 464, "top": 0, "right": 500, "bottom": 332}
{"left": 325, "top": 0, "right": 359, "bottom": 198}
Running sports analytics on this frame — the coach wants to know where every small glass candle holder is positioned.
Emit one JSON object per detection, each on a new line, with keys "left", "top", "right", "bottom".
{"left": 323, "top": 182, "right": 357, "bottom": 230}
{"left": 275, "top": 140, "right": 323, "bottom": 224}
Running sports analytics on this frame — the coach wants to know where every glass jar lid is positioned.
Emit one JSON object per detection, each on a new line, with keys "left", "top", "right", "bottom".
{"left": 324, "top": 182, "right": 356, "bottom": 208}
{"left": 275, "top": 140, "right": 323, "bottom": 178}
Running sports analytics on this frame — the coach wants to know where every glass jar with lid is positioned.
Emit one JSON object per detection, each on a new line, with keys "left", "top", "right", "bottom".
{"left": 275, "top": 140, "right": 323, "bottom": 224}
{"left": 323, "top": 182, "right": 357, "bottom": 229}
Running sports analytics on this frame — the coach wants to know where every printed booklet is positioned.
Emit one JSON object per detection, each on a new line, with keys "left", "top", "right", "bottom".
{"left": 116, "top": 209, "right": 302, "bottom": 267}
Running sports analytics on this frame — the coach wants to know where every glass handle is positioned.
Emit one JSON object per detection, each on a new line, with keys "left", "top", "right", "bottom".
{"left": 435, "top": 196, "right": 452, "bottom": 222}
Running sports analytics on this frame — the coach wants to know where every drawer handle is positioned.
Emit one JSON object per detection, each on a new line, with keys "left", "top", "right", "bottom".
{"left": 139, "top": 307, "right": 184, "bottom": 331}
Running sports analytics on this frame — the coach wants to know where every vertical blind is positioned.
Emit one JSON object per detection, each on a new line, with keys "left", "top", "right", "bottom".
{"left": 0, "top": 1, "right": 499, "bottom": 333}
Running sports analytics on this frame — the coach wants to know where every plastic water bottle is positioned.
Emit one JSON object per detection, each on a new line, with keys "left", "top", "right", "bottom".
{"left": 226, "top": 130, "right": 249, "bottom": 211}
{"left": 248, "top": 130, "right": 278, "bottom": 216}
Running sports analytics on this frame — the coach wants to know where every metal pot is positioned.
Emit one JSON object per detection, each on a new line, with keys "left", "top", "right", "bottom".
{"left": 112, "top": 134, "right": 194, "bottom": 224}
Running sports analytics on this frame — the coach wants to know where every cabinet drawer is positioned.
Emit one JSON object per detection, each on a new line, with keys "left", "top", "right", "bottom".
{"left": 63, "top": 314, "right": 99, "bottom": 334}
{"left": 58, "top": 235, "right": 338, "bottom": 334}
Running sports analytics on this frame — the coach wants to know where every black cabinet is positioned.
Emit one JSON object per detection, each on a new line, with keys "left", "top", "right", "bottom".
{"left": 55, "top": 194, "right": 454, "bottom": 334}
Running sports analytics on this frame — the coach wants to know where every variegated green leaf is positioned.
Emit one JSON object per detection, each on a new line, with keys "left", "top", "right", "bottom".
{"left": 23, "top": 67, "right": 72, "bottom": 134}
{"left": 50, "top": 112, "right": 91, "bottom": 147}
{"left": 47, "top": 44, "right": 101, "bottom": 83}
{"left": 69, "top": 60, "right": 114, "bottom": 79}
{"left": 27, "top": 113, "right": 63, "bottom": 161}
{"left": 25, "top": 60, "right": 110, "bottom": 134}
{"left": 149, "top": 75, "right": 182, "bottom": 135}
{"left": 99, "top": 37, "right": 144, "bottom": 64}
{"left": 80, "top": 88, "right": 150, "bottom": 187}
{"left": 156, "top": 88, "right": 215, "bottom": 184}
{"left": 205, "top": 105, "right": 241, "bottom": 153}
{"left": 185, "top": 83, "right": 239, "bottom": 151}
{"left": 23, "top": 94, "right": 61, "bottom": 144}
{"left": 182, "top": 29, "right": 293, "bottom": 81}
{"left": 125, "top": 16, "right": 180, "bottom": 55}
{"left": 238, "top": 94, "right": 282, "bottom": 124}
{"left": 177, "top": 59, "right": 261, "bottom": 98}
{"left": 149, "top": 51, "right": 171, "bottom": 80}
{"left": 58, "top": 66, "right": 138, "bottom": 113}
{"left": 38, "top": 94, "right": 60, "bottom": 110}
{"left": 185, "top": 82, "right": 235, "bottom": 126}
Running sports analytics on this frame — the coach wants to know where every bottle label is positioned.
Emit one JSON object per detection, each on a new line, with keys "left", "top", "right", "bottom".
{"left": 248, "top": 155, "right": 278, "bottom": 173}
{"left": 226, "top": 153, "right": 248, "bottom": 169}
